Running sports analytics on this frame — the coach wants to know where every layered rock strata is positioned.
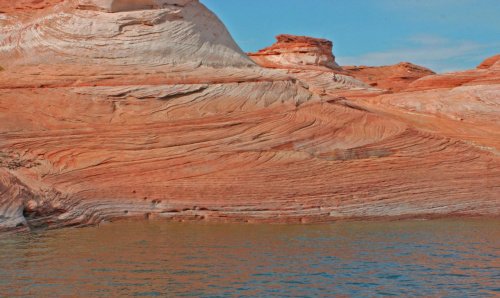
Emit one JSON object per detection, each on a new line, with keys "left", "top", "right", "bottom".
{"left": 248, "top": 34, "right": 345, "bottom": 72}
{"left": 1, "top": 1, "right": 499, "bottom": 235}
{"left": 356, "top": 56, "right": 500, "bottom": 154}
{"left": 342, "top": 62, "right": 435, "bottom": 91}
{"left": 248, "top": 35, "right": 382, "bottom": 99}
{"left": 407, "top": 56, "right": 500, "bottom": 91}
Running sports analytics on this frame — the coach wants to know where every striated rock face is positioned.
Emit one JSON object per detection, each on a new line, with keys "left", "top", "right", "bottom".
{"left": 248, "top": 35, "right": 380, "bottom": 99}
{"left": 342, "top": 62, "right": 435, "bottom": 91}
{"left": 355, "top": 55, "right": 500, "bottom": 155}
{"left": 477, "top": 55, "right": 500, "bottom": 69}
{"left": 248, "top": 34, "right": 345, "bottom": 72}
{"left": 0, "top": 0, "right": 259, "bottom": 82}
{"left": 408, "top": 56, "right": 500, "bottom": 91}
{"left": 1, "top": 4, "right": 499, "bottom": 235}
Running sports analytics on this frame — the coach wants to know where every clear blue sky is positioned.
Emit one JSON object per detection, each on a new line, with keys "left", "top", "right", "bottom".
{"left": 200, "top": 0, "right": 500, "bottom": 73}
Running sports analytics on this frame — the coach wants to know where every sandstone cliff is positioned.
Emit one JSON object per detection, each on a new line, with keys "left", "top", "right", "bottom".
{"left": 1, "top": 1, "right": 499, "bottom": 235}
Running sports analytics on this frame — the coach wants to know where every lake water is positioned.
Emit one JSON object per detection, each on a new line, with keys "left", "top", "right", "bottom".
{"left": 0, "top": 219, "right": 499, "bottom": 297}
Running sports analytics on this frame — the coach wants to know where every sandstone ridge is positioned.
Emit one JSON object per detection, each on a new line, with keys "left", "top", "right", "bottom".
{"left": 342, "top": 62, "right": 435, "bottom": 91}
{"left": 408, "top": 55, "right": 500, "bottom": 91}
{"left": 357, "top": 55, "right": 500, "bottom": 152}
{"left": 1, "top": 3, "right": 499, "bottom": 235}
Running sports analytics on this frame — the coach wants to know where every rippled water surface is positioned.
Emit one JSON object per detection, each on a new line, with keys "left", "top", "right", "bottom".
{"left": 0, "top": 219, "right": 499, "bottom": 296}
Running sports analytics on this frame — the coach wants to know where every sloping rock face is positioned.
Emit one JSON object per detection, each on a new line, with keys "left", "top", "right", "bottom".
{"left": 1, "top": 2, "right": 499, "bottom": 235}
{"left": 408, "top": 56, "right": 500, "bottom": 91}
{"left": 356, "top": 55, "right": 500, "bottom": 156}
{"left": 342, "top": 62, "right": 435, "bottom": 91}
{"left": 0, "top": 0, "right": 275, "bottom": 89}
{"left": 477, "top": 55, "right": 500, "bottom": 69}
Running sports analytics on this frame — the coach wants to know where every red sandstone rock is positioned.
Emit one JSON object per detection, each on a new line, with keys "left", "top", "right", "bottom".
{"left": 477, "top": 55, "right": 500, "bottom": 69}
{"left": 248, "top": 34, "right": 346, "bottom": 73}
{"left": 342, "top": 62, "right": 435, "bottom": 91}
{"left": 408, "top": 54, "right": 500, "bottom": 91}
{"left": 0, "top": 0, "right": 64, "bottom": 12}
{"left": 248, "top": 35, "right": 381, "bottom": 99}
{"left": 1, "top": 2, "right": 499, "bottom": 235}
{"left": 353, "top": 56, "right": 500, "bottom": 156}
{"left": 356, "top": 84, "right": 500, "bottom": 152}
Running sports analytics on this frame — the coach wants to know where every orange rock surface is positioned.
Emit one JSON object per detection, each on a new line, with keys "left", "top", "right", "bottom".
{"left": 408, "top": 56, "right": 500, "bottom": 91}
{"left": 248, "top": 34, "right": 346, "bottom": 73}
{"left": 0, "top": 0, "right": 64, "bottom": 12}
{"left": 248, "top": 35, "right": 383, "bottom": 99}
{"left": 356, "top": 57, "right": 500, "bottom": 154}
{"left": 477, "top": 55, "right": 500, "bottom": 69}
{"left": 1, "top": 1, "right": 499, "bottom": 235}
{"left": 342, "top": 63, "right": 435, "bottom": 91}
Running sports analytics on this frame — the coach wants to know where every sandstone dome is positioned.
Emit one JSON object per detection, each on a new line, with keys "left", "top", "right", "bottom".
{"left": 0, "top": 0, "right": 256, "bottom": 69}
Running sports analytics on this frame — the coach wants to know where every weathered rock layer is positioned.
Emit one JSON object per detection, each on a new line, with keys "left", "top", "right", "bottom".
{"left": 1, "top": 1, "right": 499, "bottom": 235}
{"left": 248, "top": 35, "right": 380, "bottom": 99}
{"left": 407, "top": 56, "right": 500, "bottom": 91}
{"left": 248, "top": 34, "right": 345, "bottom": 72}
{"left": 357, "top": 57, "right": 500, "bottom": 154}
{"left": 342, "top": 62, "right": 435, "bottom": 91}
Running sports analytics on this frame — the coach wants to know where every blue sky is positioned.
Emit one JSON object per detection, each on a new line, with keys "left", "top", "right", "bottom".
{"left": 200, "top": 0, "right": 500, "bottom": 73}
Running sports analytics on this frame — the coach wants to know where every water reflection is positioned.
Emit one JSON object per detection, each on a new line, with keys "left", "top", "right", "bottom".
{"left": 0, "top": 219, "right": 499, "bottom": 296}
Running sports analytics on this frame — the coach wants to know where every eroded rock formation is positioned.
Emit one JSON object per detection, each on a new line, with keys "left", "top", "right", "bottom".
{"left": 357, "top": 56, "right": 500, "bottom": 154}
{"left": 1, "top": 1, "right": 499, "bottom": 235}
{"left": 342, "top": 62, "right": 435, "bottom": 91}
{"left": 407, "top": 56, "right": 500, "bottom": 91}
{"left": 248, "top": 35, "right": 380, "bottom": 99}
{"left": 477, "top": 55, "right": 500, "bottom": 69}
{"left": 248, "top": 34, "right": 345, "bottom": 72}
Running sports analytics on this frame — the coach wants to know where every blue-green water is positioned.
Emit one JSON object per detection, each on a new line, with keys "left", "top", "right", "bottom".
{"left": 0, "top": 219, "right": 499, "bottom": 297}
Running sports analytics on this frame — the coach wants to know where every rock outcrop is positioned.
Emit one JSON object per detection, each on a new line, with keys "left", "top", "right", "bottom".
{"left": 1, "top": 2, "right": 499, "bottom": 235}
{"left": 248, "top": 34, "right": 381, "bottom": 99}
{"left": 407, "top": 56, "right": 500, "bottom": 91}
{"left": 323, "top": 54, "right": 500, "bottom": 159}
{"left": 356, "top": 56, "right": 500, "bottom": 154}
{"left": 248, "top": 34, "right": 345, "bottom": 72}
{"left": 477, "top": 55, "right": 500, "bottom": 69}
{"left": 342, "top": 62, "right": 435, "bottom": 91}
